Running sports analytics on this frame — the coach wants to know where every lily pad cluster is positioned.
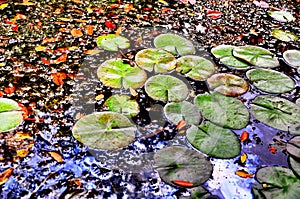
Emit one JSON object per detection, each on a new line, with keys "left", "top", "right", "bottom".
{"left": 0, "top": 98, "right": 23, "bottom": 133}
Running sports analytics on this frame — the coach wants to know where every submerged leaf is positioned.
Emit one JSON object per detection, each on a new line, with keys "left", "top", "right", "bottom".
{"left": 154, "top": 146, "right": 213, "bottom": 187}
{"left": 176, "top": 55, "right": 216, "bottom": 81}
{"left": 72, "top": 112, "right": 136, "bottom": 150}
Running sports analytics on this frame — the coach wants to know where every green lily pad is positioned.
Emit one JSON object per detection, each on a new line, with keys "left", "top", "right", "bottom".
{"left": 97, "top": 59, "right": 147, "bottom": 89}
{"left": 211, "top": 45, "right": 250, "bottom": 69}
{"left": 96, "top": 34, "right": 130, "bottom": 51}
{"left": 72, "top": 112, "right": 137, "bottom": 150}
{"left": 251, "top": 96, "right": 300, "bottom": 134}
{"left": 283, "top": 50, "right": 300, "bottom": 68}
{"left": 289, "top": 156, "right": 300, "bottom": 178}
{"left": 271, "top": 29, "right": 299, "bottom": 42}
{"left": 179, "top": 186, "right": 211, "bottom": 199}
{"left": 103, "top": 95, "right": 140, "bottom": 117}
{"left": 186, "top": 122, "right": 241, "bottom": 158}
{"left": 0, "top": 98, "right": 23, "bottom": 133}
{"left": 246, "top": 68, "right": 295, "bottom": 94}
{"left": 154, "top": 146, "right": 213, "bottom": 187}
{"left": 207, "top": 73, "right": 249, "bottom": 97}
{"left": 194, "top": 93, "right": 249, "bottom": 129}
{"left": 135, "top": 48, "right": 177, "bottom": 73}
{"left": 286, "top": 136, "right": 300, "bottom": 159}
{"left": 164, "top": 101, "right": 201, "bottom": 126}
{"left": 256, "top": 166, "right": 300, "bottom": 199}
{"left": 154, "top": 33, "right": 195, "bottom": 56}
{"left": 268, "top": 11, "right": 296, "bottom": 22}
{"left": 145, "top": 75, "right": 189, "bottom": 102}
{"left": 176, "top": 55, "right": 216, "bottom": 81}
{"left": 233, "top": 46, "right": 279, "bottom": 68}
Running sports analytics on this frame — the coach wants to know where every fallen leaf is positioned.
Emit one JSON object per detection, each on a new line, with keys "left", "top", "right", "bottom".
{"left": 84, "top": 25, "right": 94, "bottom": 35}
{"left": 176, "top": 120, "right": 187, "bottom": 130}
{"left": 72, "top": 0, "right": 83, "bottom": 4}
{"left": 17, "top": 149, "right": 30, "bottom": 158}
{"left": 54, "top": 54, "right": 67, "bottom": 64}
{"left": 253, "top": 0, "right": 269, "bottom": 8}
{"left": 71, "top": 28, "right": 83, "bottom": 37}
{"left": 235, "top": 170, "right": 254, "bottom": 178}
{"left": 83, "top": 49, "right": 102, "bottom": 55}
{"left": 0, "top": 3, "right": 9, "bottom": 10}
{"left": 13, "top": 131, "right": 32, "bottom": 140}
{"left": 268, "top": 147, "right": 277, "bottom": 154}
{"left": 42, "top": 37, "right": 56, "bottom": 44}
{"left": 14, "top": 13, "right": 26, "bottom": 21}
{"left": 35, "top": 46, "right": 48, "bottom": 51}
{"left": 206, "top": 10, "right": 222, "bottom": 19}
{"left": 51, "top": 72, "right": 67, "bottom": 86}
{"left": 105, "top": 21, "right": 116, "bottom": 29}
{"left": 124, "top": 4, "right": 133, "bottom": 12}
{"left": 41, "top": 58, "right": 50, "bottom": 66}
{"left": 115, "top": 27, "right": 122, "bottom": 36}
{"left": 4, "top": 86, "right": 15, "bottom": 94}
{"left": 240, "top": 153, "right": 247, "bottom": 164}
{"left": 0, "top": 168, "right": 14, "bottom": 185}
{"left": 95, "top": 94, "right": 104, "bottom": 100}
{"left": 240, "top": 131, "right": 249, "bottom": 142}
{"left": 48, "top": 152, "right": 64, "bottom": 162}
{"left": 172, "top": 180, "right": 194, "bottom": 187}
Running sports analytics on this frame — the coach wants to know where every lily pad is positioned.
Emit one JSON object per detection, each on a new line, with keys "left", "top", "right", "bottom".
{"left": 286, "top": 136, "right": 300, "bottom": 159}
{"left": 251, "top": 96, "right": 300, "bottom": 134}
{"left": 186, "top": 122, "right": 241, "bottom": 158}
{"left": 96, "top": 34, "right": 130, "bottom": 51}
{"left": 194, "top": 93, "right": 249, "bottom": 129}
{"left": 72, "top": 112, "right": 137, "bottom": 150}
{"left": 207, "top": 73, "right": 249, "bottom": 96}
{"left": 135, "top": 48, "right": 177, "bottom": 73}
{"left": 154, "top": 146, "right": 213, "bottom": 187}
{"left": 256, "top": 166, "right": 300, "bottom": 199}
{"left": 164, "top": 101, "right": 201, "bottom": 126}
{"left": 103, "top": 95, "right": 140, "bottom": 117}
{"left": 154, "top": 33, "right": 195, "bottom": 56}
{"left": 97, "top": 59, "right": 147, "bottom": 89}
{"left": 176, "top": 55, "right": 216, "bottom": 81}
{"left": 211, "top": 45, "right": 250, "bottom": 69}
{"left": 268, "top": 11, "right": 296, "bottom": 22}
{"left": 289, "top": 156, "right": 300, "bottom": 178}
{"left": 0, "top": 98, "right": 23, "bottom": 133}
{"left": 283, "top": 50, "right": 300, "bottom": 68}
{"left": 233, "top": 46, "right": 279, "bottom": 68}
{"left": 246, "top": 68, "right": 295, "bottom": 94}
{"left": 145, "top": 75, "right": 189, "bottom": 102}
{"left": 271, "top": 29, "right": 299, "bottom": 42}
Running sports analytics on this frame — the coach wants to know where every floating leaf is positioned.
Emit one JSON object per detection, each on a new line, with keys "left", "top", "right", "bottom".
{"left": 105, "top": 21, "right": 116, "bottom": 29}
{"left": 240, "top": 153, "right": 247, "bottom": 164}
{"left": 48, "top": 152, "right": 64, "bottom": 163}
{"left": 206, "top": 10, "right": 222, "bottom": 19}
{"left": 233, "top": 46, "right": 279, "bottom": 68}
{"left": 51, "top": 72, "right": 67, "bottom": 86}
{"left": 164, "top": 101, "right": 201, "bottom": 126}
{"left": 194, "top": 93, "right": 249, "bottom": 129}
{"left": 103, "top": 94, "right": 140, "bottom": 117}
{"left": 289, "top": 156, "right": 300, "bottom": 178}
{"left": 0, "top": 168, "right": 14, "bottom": 186}
{"left": 283, "top": 50, "right": 300, "bottom": 68}
{"left": 286, "top": 136, "right": 300, "bottom": 159}
{"left": 251, "top": 96, "right": 300, "bottom": 134}
{"left": 268, "top": 11, "right": 295, "bottom": 22}
{"left": 135, "top": 48, "right": 177, "bottom": 73}
{"left": 145, "top": 75, "right": 189, "bottom": 102}
{"left": 54, "top": 54, "right": 67, "bottom": 64}
{"left": 72, "top": 112, "right": 137, "bottom": 150}
{"left": 240, "top": 131, "right": 249, "bottom": 142}
{"left": 186, "top": 122, "right": 241, "bottom": 158}
{"left": 268, "top": 147, "right": 277, "bottom": 154}
{"left": 176, "top": 55, "right": 216, "bottom": 81}
{"left": 0, "top": 98, "right": 23, "bottom": 133}
{"left": 211, "top": 45, "right": 250, "bottom": 69}
{"left": 96, "top": 34, "right": 130, "bottom": 51}
{"left": 154, "top": 34, "right": 195, "bottom": 56}
{"left": 235, "top": 170, "right": 254, "bottom": 178}
{"left": 256, "top": 166, "right": 300, "bottom": 199}
{"left": 271, "top": 29, "right": 299, "bottom": 42}
{"left": 97, "top": 59, "right": 147, "bottom": 89}
{"left": 172, "top": 180, "right": 194, "bottom": 187}
{"left": 207, "top": 73, "right": 249, "bottom": 96}
{"left": 71, "top": 28, "right": 83, "bottom": 37}
{"left": 154, "top": 146, "right": 213, "bottom": 187}
{"left": 246, "top": 68, "right": 295, "bottom": 94}
{"left": 0, "top": 4, "right": 9, "bottom": 10}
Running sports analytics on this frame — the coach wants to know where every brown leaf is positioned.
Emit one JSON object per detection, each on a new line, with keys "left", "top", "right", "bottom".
{"left": 48, "top": 152, "right": 64, "bottom": 163}
{"left": 0, "top": 168, "right": 14, "bottom": 186}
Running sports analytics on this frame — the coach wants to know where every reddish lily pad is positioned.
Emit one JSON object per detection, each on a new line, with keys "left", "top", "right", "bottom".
{"left": 0, "top": 98, "right": 23, "bottom": 133}
{"left": 207, "top": 73, "right": 249, "bottom": 96}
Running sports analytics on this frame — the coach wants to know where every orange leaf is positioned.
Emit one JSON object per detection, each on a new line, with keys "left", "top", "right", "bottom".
{"left": 0, "top": 91, "right": 4, "bottom": 97}
{"left": 115, "top": 27, "right": 122, "bottom": 36}
{"left": 48, "top": 152, "right": 64, "bottom": 163}
{"left": 240, "top": 131, "right": 249, "bottom": 142}
{"left": 14, "top": 13, "right": 26, "bottom": 20}
{"left": 72, "top": 0, "right": 83, "bottom": 4}
{"left": 42, "top": 37, "right": 56, "bottom": 44}
{"left": 83, "top": 49, "right": 102, "bottom": 55}
{"left": 176, "top": 120, "right": 187, "bottom": 130}
{"left": 4, "top": 86, "right": 15, "bottom": 94}
{"left": 268, "top": 147, "right": 277, "bottom": 154}
{"left": 71, "top": 28, "right": 83, "bottom": 37}
{"left": 172, "top": 180, "right": 194, "bottom": 187}
{"left": 74, "top": 178, "right": 82, "bottom": 186}
{"left": 17, "top": 149, "right": 30, "bottom": 158}
{"left": 84, "top": 25, "right": 94, "bottom": 35}
{"left": 41, "top": 58, "right": 50, "bottom": 66}
{"left": 235, "top": 170, "right": 254, "bottom": 178}
{"left": 51, "top": 72, "right": 67, "bottom": 86}
{"left": 124, "top": 4, "right": 133, "bottom": 12}
{"left": 55, "top": 54, "right": 67, "bottom": 64}
{"left": 0, "top": 168, "right": 14, "bottom": 186}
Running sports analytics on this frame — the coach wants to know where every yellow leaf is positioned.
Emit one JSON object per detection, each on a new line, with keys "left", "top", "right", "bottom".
{"left": 129, "top": 88, "right": 138, "bottom": 97}
{"left": 35, "top": 46, "right": 48, "bottom": 51}
{"left": 0, "top": 4, "right": 9, "bottom": 10}
{"left": 58, "top": 18, "right": 72, "bottom": 22}
{"left": 0, "top": 63, "right": 5, "bottom": 67}
{"left": 49, "top": 152, "right": 64, "bottom": 163}
{"left": 95, "top": 94, "right": 104, "bottom": 101}
{"left": 17, "top": 149, "right": 30, "bottom": 158}
{"left": 240, "top": 153, "right": 247, "bottom": 164}
{"left": 69, "top": 46, "right": 78, "bottom": 51}
{"left": 83, "top": 49, "right": 103, "bottom": 55}
{"left": 13, "top": 131, "right": 32, "bottom": 140}
{"left": 158, "top": 0, "right": 169, "bottom": 5}
{"left": 87, "top": 7, "right": 93, "bottom": 13}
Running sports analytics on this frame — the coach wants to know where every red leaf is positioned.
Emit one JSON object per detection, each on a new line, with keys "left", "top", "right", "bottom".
{"left": 55, "top": 54, "right": 67, "bottom": 64}
{"left": 268, "top": 147, "right": 277, "bottom": 154}
{"left": 51, "top": 72, "right": 67, "bottom": 86}
{"left": 172, "top": 180, "right": 194, "bottom": 187}
{"left": 206, "top": 10, "right": 222, "bottom": 19}
{"left": 4, "top": 86, "right": 15, "bottom": 94}
{"left": 11, "top": 25, "right": 18, "bottom": 31}
{"left": 41, "top": 58, "right": 50, "bottom": 66}
{"left": 105, "top": 21, "right": 116, "bottom": 29}
{"left": 240, "top": 131, "right": 249, "bottom": 142}
{"left": 176, "top": 120, "right": 187, "bottom": 130}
